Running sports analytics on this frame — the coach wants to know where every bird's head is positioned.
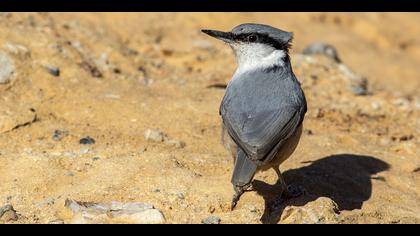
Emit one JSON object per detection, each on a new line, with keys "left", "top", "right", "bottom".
{"left": 202, "top": 23, "right": 293, "bottom": 71}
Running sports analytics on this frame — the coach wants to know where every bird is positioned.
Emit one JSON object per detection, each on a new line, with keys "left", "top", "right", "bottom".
{"left": 202, "top": 23, "right": 307, "bottom": 210}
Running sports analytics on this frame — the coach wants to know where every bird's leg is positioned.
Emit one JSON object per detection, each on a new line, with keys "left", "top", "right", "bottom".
{"left": 269, "top": 168, "right": 305, "bottom": 212}
{"left": 274, "top": 167, "right": 304, "bottom": 199}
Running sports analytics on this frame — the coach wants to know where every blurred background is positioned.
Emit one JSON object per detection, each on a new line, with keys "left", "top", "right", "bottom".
{"left": 0, "top": 13, "right": 419, "bottom": 224}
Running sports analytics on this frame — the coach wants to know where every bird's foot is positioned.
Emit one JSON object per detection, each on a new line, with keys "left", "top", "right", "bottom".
{"left": 268, "top": 185, "right": 305, "bottom": 213}
{"left": 282, "top": 184, "right": 305, "bottom": 199}
{"left": 231, "top": 185, "right": 246, "bottom": 210}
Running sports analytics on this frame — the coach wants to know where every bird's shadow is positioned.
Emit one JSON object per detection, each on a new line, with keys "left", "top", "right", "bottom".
{"left": 252, "top": 154, "right": 390, "bottom": 224}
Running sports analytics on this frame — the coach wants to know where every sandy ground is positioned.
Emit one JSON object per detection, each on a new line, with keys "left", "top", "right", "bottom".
{"left": 0, "top": 13, "right": 419, "bottom": 224}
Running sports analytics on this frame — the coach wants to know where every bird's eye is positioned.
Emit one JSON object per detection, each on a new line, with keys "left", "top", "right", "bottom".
{"left": 248, "top": 34, "right": 257, "bottom": 42}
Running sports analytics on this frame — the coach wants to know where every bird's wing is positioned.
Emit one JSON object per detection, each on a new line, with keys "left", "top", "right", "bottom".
{"left": 221, "top": 70, "right": 306, "bottom": 164}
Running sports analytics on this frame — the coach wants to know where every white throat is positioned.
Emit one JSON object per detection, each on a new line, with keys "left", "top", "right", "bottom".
{"left": 232, "top": 43, "right": 286, "bottom": 77}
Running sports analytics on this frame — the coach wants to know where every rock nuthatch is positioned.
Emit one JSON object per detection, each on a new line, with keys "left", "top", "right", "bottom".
{"left": 202, "top": 23, "right": 307, "bottom": 209}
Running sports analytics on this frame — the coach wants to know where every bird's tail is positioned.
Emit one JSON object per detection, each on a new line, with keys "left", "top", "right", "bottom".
{"left": 231, "top": 148, "right": 257, "bottom": 187}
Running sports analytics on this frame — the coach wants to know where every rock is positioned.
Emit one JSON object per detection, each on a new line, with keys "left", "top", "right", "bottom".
{"left": 247, "top": 205, "right": 257, "bottom": 213}
{"left": 302, "top": 43, "right": 341, "bottom": 63}
{"left": 46, "top": 66, "right": 60, "bottom": 77}
{"left": 351, "top": 83, "right": 368, "bottom": 96}
{"left": 48, "top": 219, "right": 65, "bottom": 224}
{"left": 0, "top": 205, "right": 18, "bottom": 222}
{"left": 52, "top": 129, "right": 69, "bottom": 141}
{"left": 79, "top": 148, "right": 90, "bottom": 155}
{"left": 0, "top": 106, "right": 37, "bottom": 134}
{"left": 144, "top": 128, "right": 167, "bottom": 142}
{"left": 0, "top": 51, "right": 15, "bottom": 84}
{"left": 280, "top": 197, "right": 340, "bottom": 224}
{"left": 79, "top": 136, "right": 95, "bottom": 145}
{"left": 3, "top": 43, "right": 30, "bottom": 57}
{"left": 337, "top": 64, "right": 369, "bottom": 96}
{"left": 202, "top": 215, "right": 221, "bottom": 224}
{"left": 144, "top": 128, "right": 186, "bottom": 148}
{"left": 65, "top": 199, "right": 165, "bottom": 224}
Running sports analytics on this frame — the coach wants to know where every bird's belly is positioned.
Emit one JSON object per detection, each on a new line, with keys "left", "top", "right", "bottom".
{"left": 257, "top": 124, "right": 303, "bottom": 172}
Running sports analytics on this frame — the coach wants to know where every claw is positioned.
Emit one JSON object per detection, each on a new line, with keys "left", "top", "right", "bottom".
{"left": 231, "top": 198, "right": 238, "bottom": 210}
{"left": 231, "top": 185, "right": 245, "bottom": 210}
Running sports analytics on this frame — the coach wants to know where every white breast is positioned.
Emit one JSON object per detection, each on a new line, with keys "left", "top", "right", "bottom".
{"left": 231, "top": 43, "right": 286, "bottom": 80}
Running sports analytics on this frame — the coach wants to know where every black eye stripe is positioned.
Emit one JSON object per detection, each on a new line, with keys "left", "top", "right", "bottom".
{"left": 233, "top": 33, "right": 290, "bottom": 51}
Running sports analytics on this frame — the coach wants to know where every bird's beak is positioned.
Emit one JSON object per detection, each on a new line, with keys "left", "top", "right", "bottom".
{"left": 201, "top": 29, "right": 233, "bottom": 43}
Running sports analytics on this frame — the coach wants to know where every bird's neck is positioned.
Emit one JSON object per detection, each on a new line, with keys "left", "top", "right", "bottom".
{"left": 234, "top": 48, "right": 287, "bottom": 77}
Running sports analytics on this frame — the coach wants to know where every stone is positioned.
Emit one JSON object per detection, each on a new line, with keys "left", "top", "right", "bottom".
{"left": 3, "top": 43, "right": 30, "bottom": 57}
{"left": 0, "top": 205, "right": 18, "bottom": 222}
{"left": 46, "top": 66, "right": 60, "bottom": 77}
{"left": 176, "top": 192, "right": 185, "bottom": 200}
{"left": 164, "top": 139, "right": 186, "bottom": 148}
{"left": 280, "top": 197, "right": 340, "bottom": 224}
{"left": 302, "top": 43, "right": 341, "bottom": 63}
{"left": 144, "top": 128, "right": 186, "bottom": 148}
{"left": 0, "top": 106, "right": 37, "bottom": 134}
{"left": 79, "top": 136, "right": 95, "bottom": 145}
{"left": 79, "top": 148, "right": 90, "bottom": 155}
{"left": 65, "top": 199, "right": 165, "bottom": 224}
{"left": 52, "top": 129, "right": 69, "bottom": 141}
{"left": 202, "top": 215, "right": 221, "bottom": 224}
{"left": 0, "top": 51, "right": 15, "bottom": 84}
{"left": 48, "top": 219, "right": 65, "bottom": 224}
{"left": 144, "top": 128, "right": 167, "bottom": 142}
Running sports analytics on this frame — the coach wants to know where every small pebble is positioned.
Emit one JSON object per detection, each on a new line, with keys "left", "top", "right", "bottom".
{"left": 65, "top": 171, "right": 74, "bottom": 177}
{"left": 0, "top": 51, "right": 15, "bottom": 84}
{"left": 46, "top": 66, "right": 60, "bottom": 77}
{"left": 351, "top": 84, "right": 368, "bottom": 96}
{"left": 79, "top": 148, "right": 90, "bottom": 155}
{"left": 165, "top": 139, "right": 186, "bottom": 148}
{"left": 208, "top": 206, "right": 216, "bottom": 213}
{"left": 304, "top": 129, "right": 313, "bottom": 135}
{"left": 176, "top": 192, "right": 185, "bottom": 200}
{"left": 48, "top": 219, "right": 65, "bottom": 224}
{"left": 371, "top": 102, "right": 381, "bottom": 111}
{"left": 0, "top": 205, "right": 18, "bottom": 222}
{"left": 302, "top": 43, "right": 341, "bottom": 63}
{"left": 202, "top": 215, "right": 221, "bottom": 224}
{"left": 79, "top": 136, "right": 95, "bottom": 145}
{"left": 52, "top": 129, "right": 69, "bottom": 141}
{"left": 144, "top": 129, "right": 167, "bottom": 142}
{"left": 248, "top": 205, "right": 257, "bottom": 213}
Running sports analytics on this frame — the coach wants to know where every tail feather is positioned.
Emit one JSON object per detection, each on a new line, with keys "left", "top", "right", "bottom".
{"left": 231, "top": 148, "right": 257, "bottom": 187}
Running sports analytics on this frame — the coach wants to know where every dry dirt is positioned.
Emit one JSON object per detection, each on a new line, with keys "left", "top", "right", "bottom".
{"left": 0, "top": 12, "right": 419, "bottom": 224}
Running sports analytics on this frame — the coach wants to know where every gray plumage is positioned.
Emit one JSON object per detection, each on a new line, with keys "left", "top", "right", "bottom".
{"left": 221, "top": 66, "right": 306, "bottom": 166}
{"left": 202, "top": 23, "right": 307, "bottom": 210}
